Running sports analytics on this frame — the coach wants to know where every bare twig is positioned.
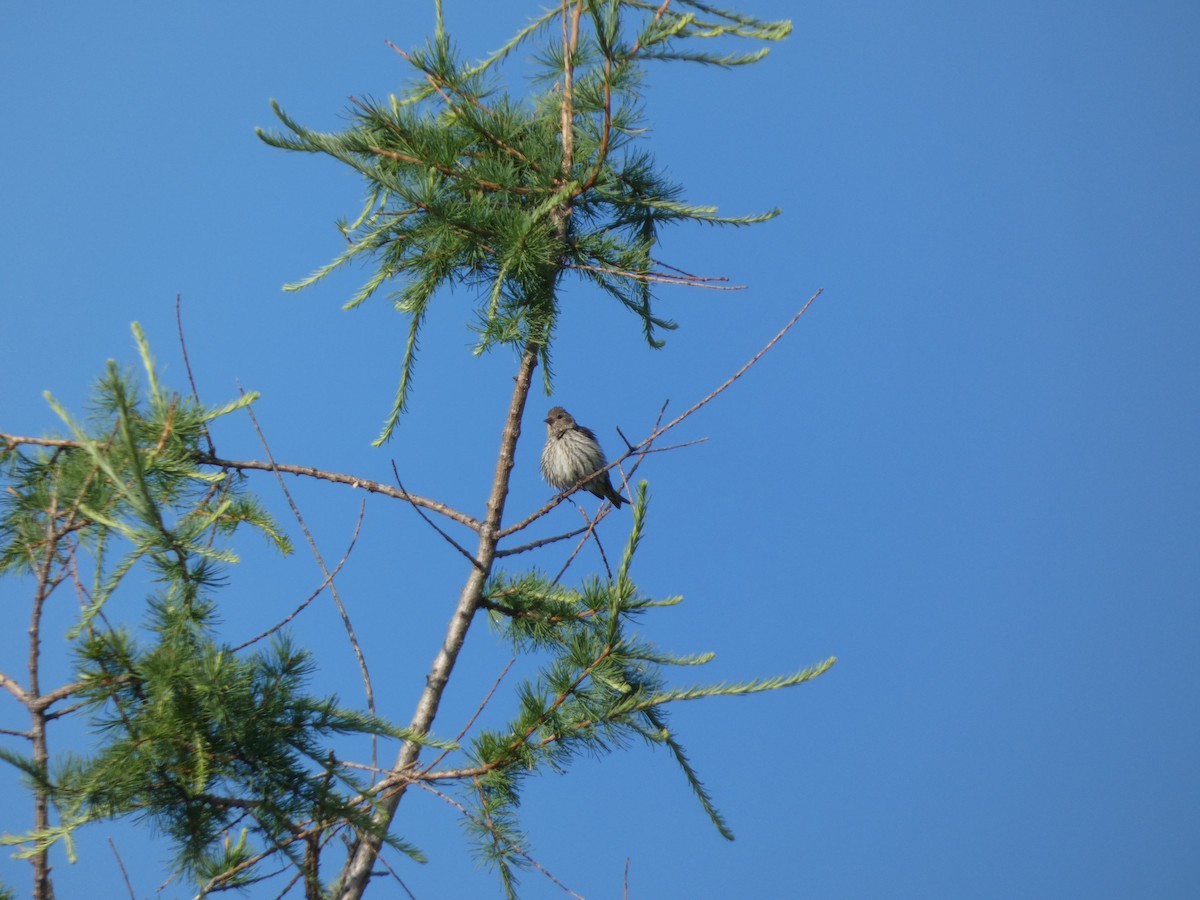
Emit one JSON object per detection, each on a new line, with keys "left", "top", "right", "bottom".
{"left": 391, "top": 461, "right": 484, "bottom": 572}
{"left": 43, "top": 701, "right": 88, "bottom": 722}
{"left": 614, "top": 424, "right": 637, "bottom": 453}
{"left": 552, "top": 503, "right": 610, "bottom": 585}
{"left": 369, "top": 850, "right": 418, "bottom": 900}
{"left": 418, "top": 657, "right": 516, "bottom": 778}
{"left": 228, "top": 500, "right": 367, "bottom": 653}
{"left": 551, "top": 502, "right": 613, "bottom": 585}
{"left": 196, "top": 452, "right": 481, "bottom": 531}
{"left": 0, "top": 672, "right": 30, "bottom": 705}
{"left": 237, "top": 390, "right": 378, "bottom": 760}
{"left": 632, "top": 437, "right": 709, "bottom": 455}
{"left": 499, "top": 292, "right": 823, "bottom": 538}
{"left": 108, "top": 837, "right": 136, "bottom": 900}
{"left": 30, "top": 680, "right": 88, "bottom": 712}
{"left": 495, "top": 524, "right": 590, "bottom": 557}
{"left": 28, "top": 484, "right": 61, "bottom": 900}
{"left": 174, "top": 294, "right": 215, "bottom": 457}
{"left": 0, "top": 434, "right": 75, "bottom": 450}
{"left": 650, "top": 290, "right": 823, "bottom": 438}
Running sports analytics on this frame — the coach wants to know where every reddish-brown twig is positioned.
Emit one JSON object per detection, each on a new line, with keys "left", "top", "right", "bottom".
{"left": 229, "top": 500, "right": 367, "bottom": 653}
{"left": 498, "top": 291, "right": 823, "bottom": 538}
{"left": 391, "top": 461, "right": 484, "bottom": 572}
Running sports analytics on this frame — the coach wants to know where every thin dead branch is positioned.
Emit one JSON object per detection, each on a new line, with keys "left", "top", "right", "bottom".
{"left": 196, "top": 452, "right": 481, "bottom": 531}
{"left": 238, "top": 391, "right": 378, "bottom": 754}
{"left": 418, "top": 657, "right": 516, "bottom": 778}
{"left": 229, "top": 500, "right": 367, "bottom": 653}
{"left": 174, "top": 294, "right": 216, "bottom": 457}
{"left": 495, "top": 525, "right": 590, "bottom": 557}
{"left": 108, "top": 837, "right": 136, "bottom": 900}
{"left": 499, "top": 291, "right": 823, "bottom": 538}
{"left": 391, "top": 461, "right": 484, "bottom": 572}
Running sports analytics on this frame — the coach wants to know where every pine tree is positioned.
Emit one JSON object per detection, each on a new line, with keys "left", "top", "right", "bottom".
{"left": 0, "top": 3, "right": 832, "bottom": 898}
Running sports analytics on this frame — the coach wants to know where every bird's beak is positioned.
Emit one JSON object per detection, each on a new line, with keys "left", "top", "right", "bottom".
{"left": 544, "top": 416, "right": 552, "bottom": 424}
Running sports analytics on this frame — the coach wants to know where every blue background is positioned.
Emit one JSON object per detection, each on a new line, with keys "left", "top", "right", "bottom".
{"left": 2, "top": 2, "right": 1198, "bottom": 897}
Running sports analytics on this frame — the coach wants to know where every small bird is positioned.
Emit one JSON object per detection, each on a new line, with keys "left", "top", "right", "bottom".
{"left": 540, "top": 406, "right": 627, "bottom": 508}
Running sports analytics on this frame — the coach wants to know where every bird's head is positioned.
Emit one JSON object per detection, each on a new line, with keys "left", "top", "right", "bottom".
{"left": 544, "top": 406, "right": 575, "bottom": 436}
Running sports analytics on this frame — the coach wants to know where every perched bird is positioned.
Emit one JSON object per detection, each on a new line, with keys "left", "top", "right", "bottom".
{"left": 540, "top": 406, "right": 627, "bottom": 508}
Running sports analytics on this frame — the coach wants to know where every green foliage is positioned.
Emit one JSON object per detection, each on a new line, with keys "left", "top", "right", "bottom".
{"left": 475, "top": 485, "right": 834, "bottom": 892}
{"left": 0, "top": 327, "right": 443, "bottom": 890}
{"left": 57, "top": 629, "right": 430, "bottom": 881}
{"left": 2, "top": 5, "right": 830, "bottom": 898}
{"left": 0, "top": 323, "right": 289, "bottom": 621}
{"left": 258, "top": 0, "right": 788, "bottom": 443}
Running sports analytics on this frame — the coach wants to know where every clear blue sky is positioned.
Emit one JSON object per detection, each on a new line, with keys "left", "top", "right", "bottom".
{"left": 3, "top": 2, "right": 1198, "bottom": 898}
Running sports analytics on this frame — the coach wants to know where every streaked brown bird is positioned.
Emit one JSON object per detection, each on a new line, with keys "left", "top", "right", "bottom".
{"left": 540, "top": 406, "right": 627, "bottom": 509}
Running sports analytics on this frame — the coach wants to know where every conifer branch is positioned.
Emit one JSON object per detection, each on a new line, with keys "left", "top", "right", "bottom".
{"left": 566, "top": 260, "right": 746, "bottom": 289}
{"left": 644, "top": 705, "right": 734, "bottom": 839}
{"left": 635, "top": 658, "right": 839, "bottom": 707}
{"left": 382, "top": 42, "right": 542, "bottom": 170}
{"left": 3, "top": 435, "right": 482, "bottom": 531}
{"left": 415, "top": 781, "right": 586, "bottom": 899}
